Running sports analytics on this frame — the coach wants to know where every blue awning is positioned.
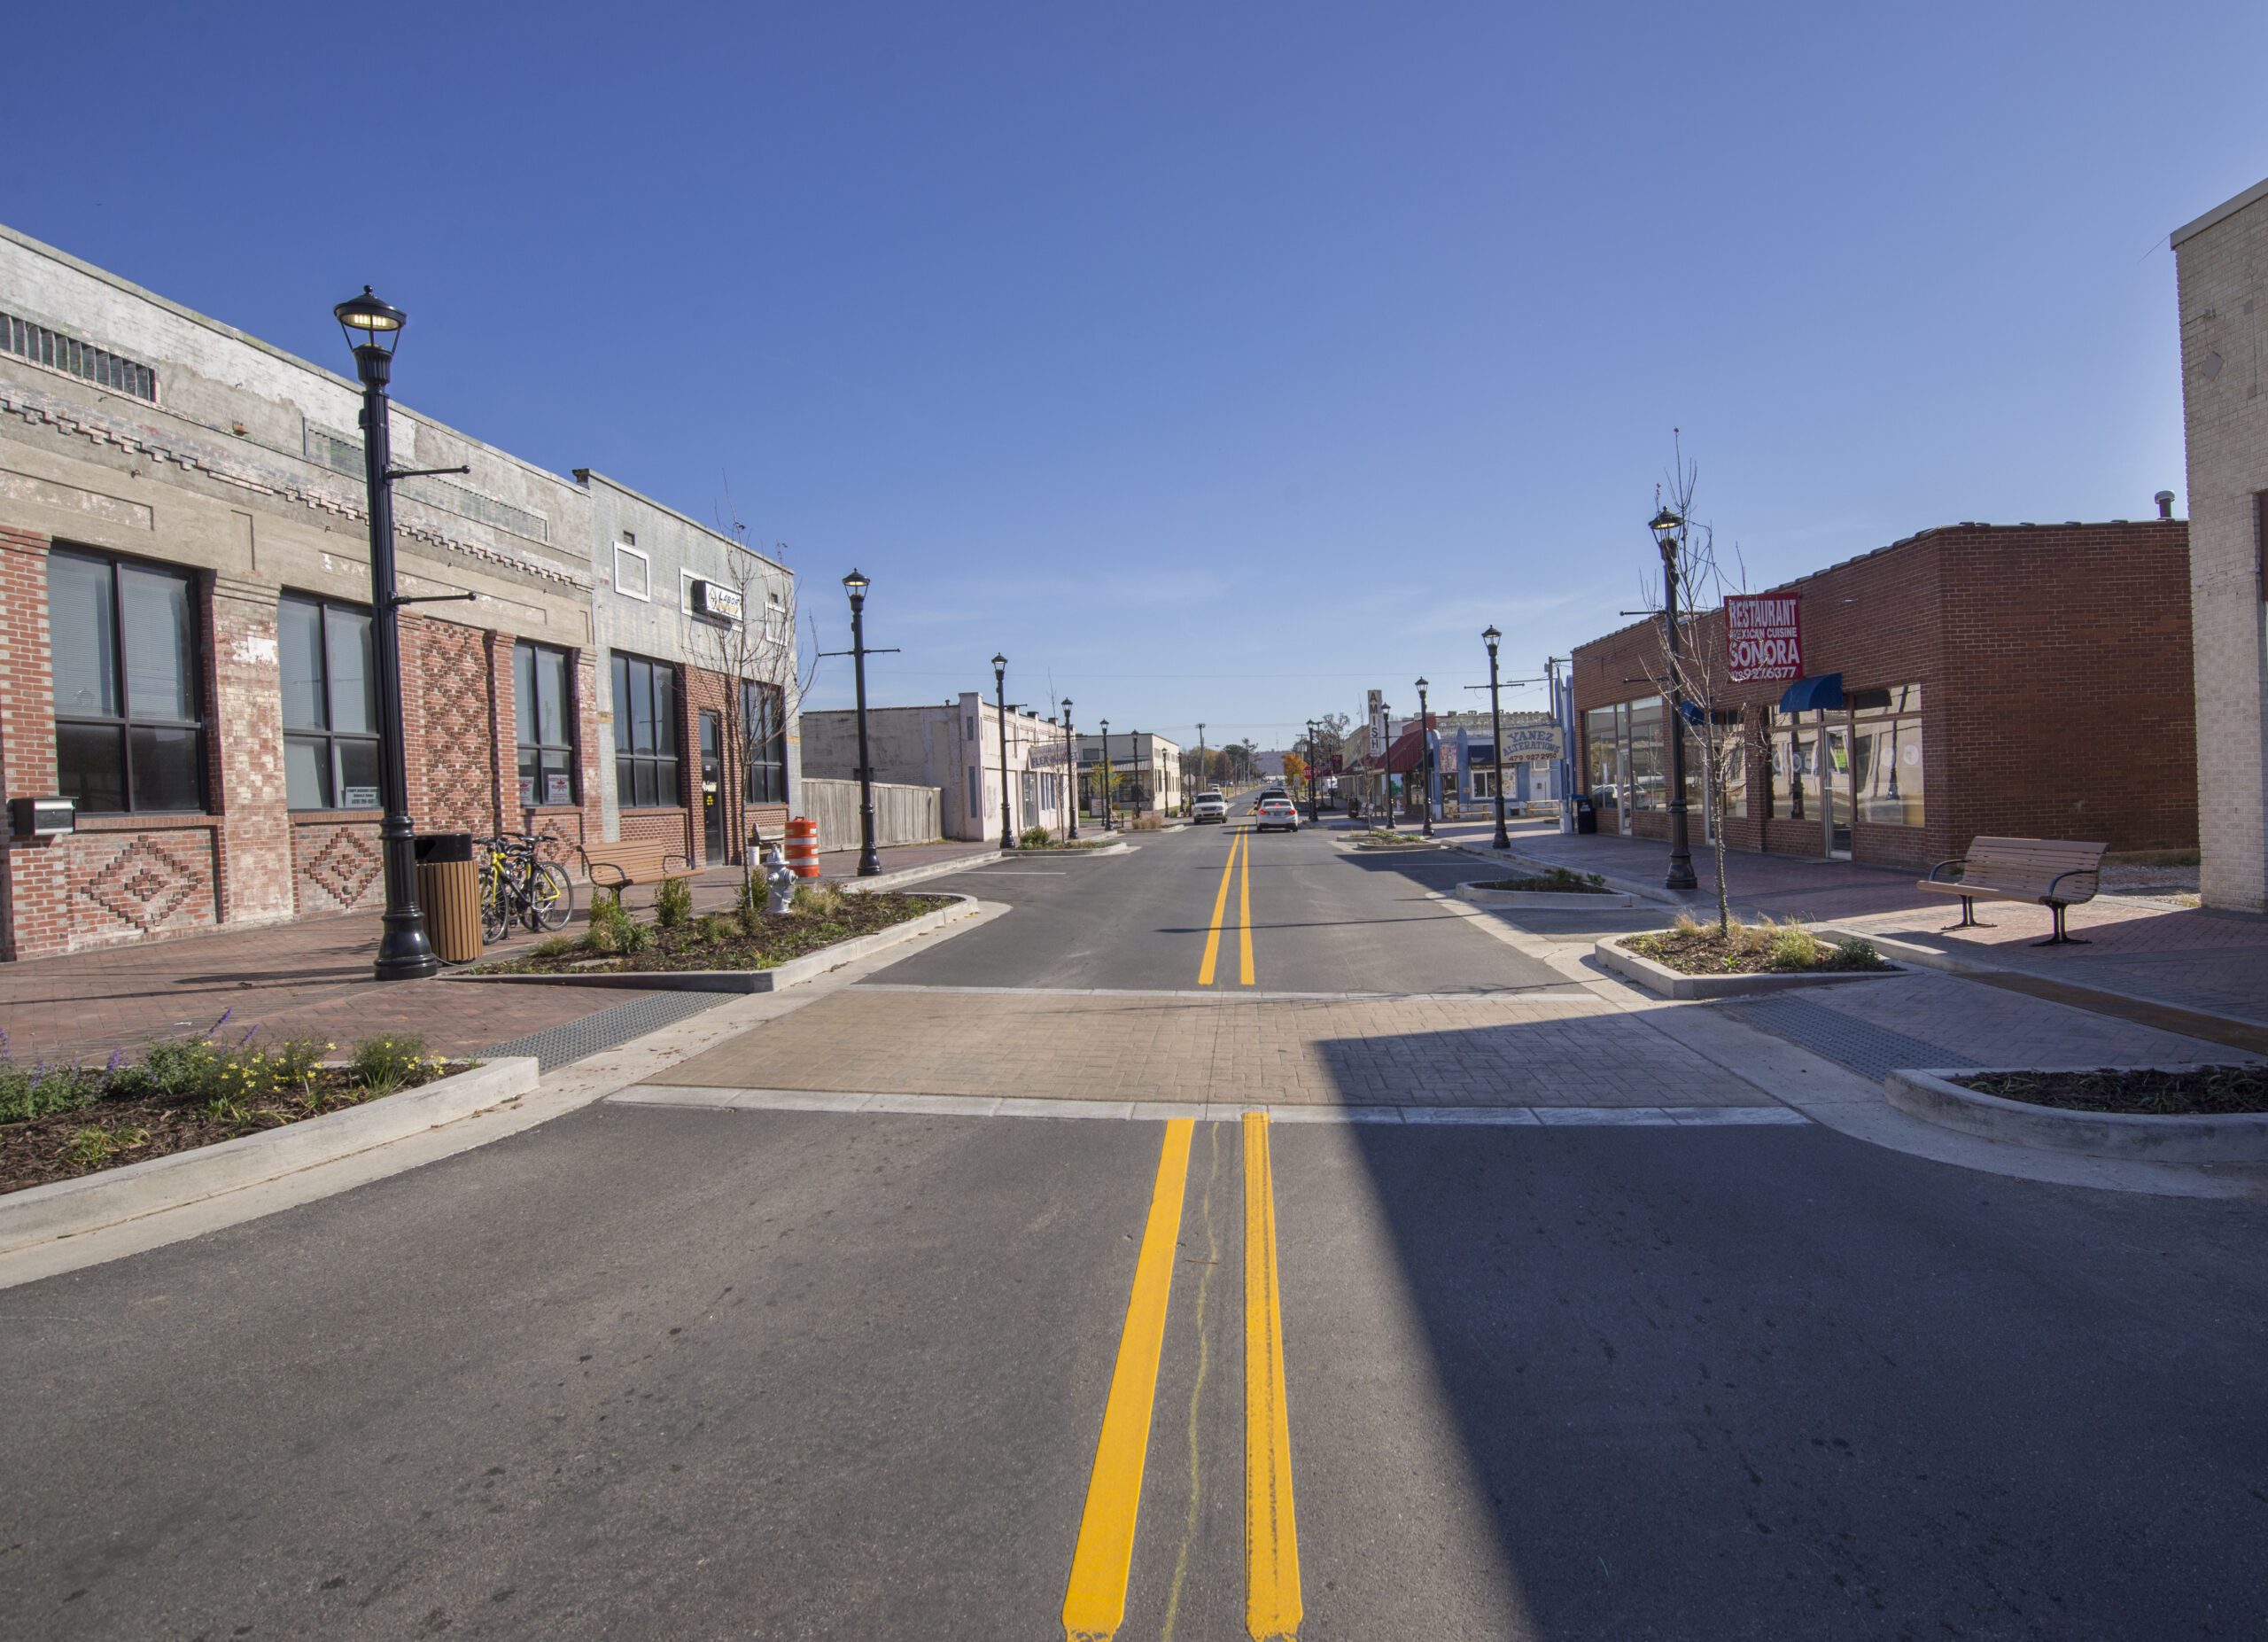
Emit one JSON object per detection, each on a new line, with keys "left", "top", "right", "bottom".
{"left": 1777, "top": 673, "right": 1844, "bottom": 713}
{"left": 1677, "top": 699, "right": 1706, "bottom": 727}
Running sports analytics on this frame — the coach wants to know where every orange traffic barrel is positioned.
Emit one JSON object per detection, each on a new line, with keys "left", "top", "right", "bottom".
{"left": 785, "top": 816, "right": 821, "bottom": 878}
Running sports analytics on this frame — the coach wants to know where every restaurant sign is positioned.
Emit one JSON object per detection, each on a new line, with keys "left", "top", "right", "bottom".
{"left": 1725, "top": 594, "right": 1802, "bottom": 681}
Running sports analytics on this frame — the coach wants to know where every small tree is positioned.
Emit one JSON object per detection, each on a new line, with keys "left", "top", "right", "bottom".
{"left": 685, "top": 541, "right": 819, "bottom": 901}
{"left": 1281, "top": 751, "right": 1307, "bottom": 788}
{"left": 1634, "top": 436, "right": 1751, "bottom": 936}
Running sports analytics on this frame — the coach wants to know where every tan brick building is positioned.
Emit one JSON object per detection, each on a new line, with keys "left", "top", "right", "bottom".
{"left": 2172, "top": 176, "right": 2268, "bottom": 911}
{"left": 1570, "top": 520, "right": 2196, "bottom": 873}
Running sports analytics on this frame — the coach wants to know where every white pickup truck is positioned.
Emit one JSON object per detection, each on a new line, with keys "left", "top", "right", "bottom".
{"left": 1192, "top": 790, "right": 1228, "bottom": 823}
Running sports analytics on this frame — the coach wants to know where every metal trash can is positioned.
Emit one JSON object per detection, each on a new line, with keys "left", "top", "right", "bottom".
{"left": 414, "top": 832, "right": 482, "bottom": 961}
{"left": 1572, "top": 793, "right": 1598, "bottom": 836}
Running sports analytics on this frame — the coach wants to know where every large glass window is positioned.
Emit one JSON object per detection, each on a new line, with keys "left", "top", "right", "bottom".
{"left": 516, "top": 642, "right": 578, "bottom": 808}
{"left": 611, "top": 653, "right": 680, "bottom": 808}
{"left": 280, "top": 594, "right": 379, "bottom": 811}
{"left": 1626, "top": 697, "right": 1665, "bottom": 811}
{"left": 742, "top": 681, "right": 787, "bottom": 803}
{"left": 1852, "top": 684, "right": 1924, "bottom": 827}
{"left": 1712, "top": 712, "right": 1748, "bottom": 821}
{"left": 1584, "top": 706, "right": 1620, "bottom": 821}
{"left": 1770, "top": 709, "right": 1814, "bottom": 821}
{"left": 50, "top": 548, "right": 206, "bottom": 813}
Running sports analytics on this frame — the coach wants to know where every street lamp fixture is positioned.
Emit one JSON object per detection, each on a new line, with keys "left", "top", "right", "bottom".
{"left": 1061, "top": 699, "right": 1077, "bottom": 840}
{"left": 334, "top": 287, "right": 436, "bottom": 981}
{"left": 843, "top": 572, "right": 881, "bottom": 876}
{"left": 1482, "top": 625, "right": 1510, "bottom": 851}
{"left": 1414, "top": 677, "right": 1433, "bottom": 838}
{"left": 992, "top": 654, "right": 1014, "bottom": 852}
{"left": 1649, "top": 508, "right": 1699, "bottom": 891}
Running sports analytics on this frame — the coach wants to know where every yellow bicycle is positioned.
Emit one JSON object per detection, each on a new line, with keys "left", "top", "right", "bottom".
{"left": 474, "top": 833, "right": 573, "bottom": 944}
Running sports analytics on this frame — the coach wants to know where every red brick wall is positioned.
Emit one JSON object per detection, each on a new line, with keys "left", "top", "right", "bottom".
{"left": 0, "top": 528, "right": 59, "bottom": 959}
{"left": 1571, "top": 523, "right": 2194, "bottom": 869}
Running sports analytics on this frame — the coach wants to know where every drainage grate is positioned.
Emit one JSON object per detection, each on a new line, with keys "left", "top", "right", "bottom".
{"left": 1718, "top": 994, "right": 1985, "bottom": 1083}
{"left": 481, "top": 991, "right": 730, "bottom": 1073}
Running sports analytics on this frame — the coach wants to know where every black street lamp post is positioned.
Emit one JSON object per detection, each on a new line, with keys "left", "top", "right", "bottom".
{"left": 1414, "top": 678, "right": 1434, "bottom": 838}
{"left": 1196, "top": 721, "right": 1206, "bottom": 801}
{"left": 1061, "top": 700, "right": 1077, "bottom": 840}
{"left": 1483, "top": 626, "right": 1510, "bottom": 851}
{"left": 1099, "top": 718, "right": 1113, "bottom": 831}
{"left": 336, "top": 287, "right": 465, "bottom": 982}
{"left": 1650, "top": 507, "right": 1700, "bottom": 892}
{"left": 1306, "top": 720, "right": 1319, "bottom": 824}
{"left": 992, "top": 654, "right": 1014, "bottom": 852}
{"left": 843, "top": 572, "right": 882, "bottom": 876}
{"left": 1132, "top": 728, "right": 1144, "bottom": 821}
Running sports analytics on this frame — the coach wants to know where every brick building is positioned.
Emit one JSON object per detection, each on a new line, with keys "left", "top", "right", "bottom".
{"left": 0, "top": 223, "right": 794, "bottom": 960}
{"left": 2171, "top": 175, "right": 2268, "bottom": 911}
{"left": 1569, "top": 520, "right": 2196, "bottom": 874}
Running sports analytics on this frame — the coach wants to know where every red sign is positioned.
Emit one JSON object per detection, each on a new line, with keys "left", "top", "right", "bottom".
{"left": 1725, "top": 594, "right": 1802, "bottom": 682}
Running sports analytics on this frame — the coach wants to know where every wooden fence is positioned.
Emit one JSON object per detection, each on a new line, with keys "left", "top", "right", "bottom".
{"left": 798, "top": 777, "right": 944, "bottom": 854}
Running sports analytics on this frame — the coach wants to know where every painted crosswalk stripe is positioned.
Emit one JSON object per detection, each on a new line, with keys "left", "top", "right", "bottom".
{"left": 1242, "top": 1111, "right": 1301, "bottom": 1639}
{"left": 1061, "top": 1118, "right": 1196, "bottom": 1642}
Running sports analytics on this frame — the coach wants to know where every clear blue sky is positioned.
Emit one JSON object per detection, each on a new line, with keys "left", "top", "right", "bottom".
{"left": 14, "top": 3, "right": 2263, "bottom": 750}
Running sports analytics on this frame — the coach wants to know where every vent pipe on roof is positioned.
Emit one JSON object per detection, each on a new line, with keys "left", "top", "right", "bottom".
{"left": 2155, "top": 490, "right": 2176, "bottom": 520}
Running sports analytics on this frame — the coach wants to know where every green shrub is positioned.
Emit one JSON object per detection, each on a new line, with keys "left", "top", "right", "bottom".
{"left": 1834, "top": 935, "right": 1884, "bottom": 968}
{"left": 584, "top": 894, "right": 634, "bottom": 954}
{"left": 696, "top": 913, "right": 735, "bottom": 945}
{"left": 618, "top": 916, "right": 654, "bottom": 953}
{"left": 1020, "top": 824, "right": 1053, "bottom": 849}
{"left": 654, "top": 875, "right": 693, "bottom": 929}
{"left": 348, "top": 1035, "right": 444, "bottom": 1099}
{"left": 0, "top": 1061, "right": 104, "bottom": 1125}
{"left": 66, "top": 1125, "right": 148, "bottom": 1168}
{"left": 791, "top": 881, "right": 849, "bottom": 919}
{"left": 1763, "top": 917, "right": 1823, "bottom": 969}
{"left": 531, "top": 933, "right": 578, "bottom": 960}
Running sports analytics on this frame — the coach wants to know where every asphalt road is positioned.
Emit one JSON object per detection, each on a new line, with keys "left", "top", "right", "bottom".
{"left": 4, "top": 824, "right": 2265, "bottom": 1640}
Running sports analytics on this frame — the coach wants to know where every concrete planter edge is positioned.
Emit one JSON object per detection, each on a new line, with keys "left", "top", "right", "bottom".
{"left": 1454, "top": 880, "right": 1638, "bottom": 910}
{"left": 1595, "top": 935, "right": 1902, "bottom": 1000}
{"left": 446, "top": 894, "right": 983, "bottom": 995}
{"left": 0, "top": 1055, "right": 541, "bottom": 1254}
{"left": 1884, "top": 1067, "right": 2268, "bottom": 1163}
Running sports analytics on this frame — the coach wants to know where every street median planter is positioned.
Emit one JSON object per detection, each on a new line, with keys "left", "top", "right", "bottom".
{"left": 0, "top": 1056, "right": 539, "bottom": 1255}
{"left": 1456, "top": 879, "right": 1636, "bottom": 910}
{"left": 1595, "top": 935, "right": 1903, "bottom": 1000}
{"left": 449, "top": 894, "right": 983, "bottom": 993}
{"left": 1885, "top": 1067, "right": 2268, "bottom": 1163}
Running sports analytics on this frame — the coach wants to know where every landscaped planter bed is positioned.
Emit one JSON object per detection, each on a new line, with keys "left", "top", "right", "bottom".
{"left": 474, "top": 891, "right": 951, "bottom": 976}
{"left": 1598, "top": 922, "right": 1899, "bottom": 1000}
{"left": 1455, "top": 870, "right": 1635, "bottom": 910}
{"left": 1, "top": 1024, "right": 464, "bottom": 1199}
{"left": 1885, "top": 1065, "right": 2268, "bottom": 1163}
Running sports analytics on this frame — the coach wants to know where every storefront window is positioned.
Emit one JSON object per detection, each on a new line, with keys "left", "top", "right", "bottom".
{"left": 1852, "top": 684, "right": 1923, "bottom": 827}
{"left": 1627, "top": 697, "right": 1664, "bottom": 811}
{"left": 1713, "top": 714, "right": 1748, "bottom": 820}
{"left": 51, "top": 548, "right": 206, "bottom": 814}
{"left": 1584, "top": 706, "right": 1619, "bottom": 822}
{"left": 611, "top": 652, "right": 680, "bottom": 808}
{"left": 1771, "top": 709, "right": 1813, "bottom": 821}
{"left": 516, "top": 642, "right": 578, "bottom": 809}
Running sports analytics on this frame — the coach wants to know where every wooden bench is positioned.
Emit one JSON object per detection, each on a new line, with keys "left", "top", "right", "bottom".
{"left": 579, "top": 838, "right": 691, "bottom": 903}
{"left": 1916, "top": 837, "right": 2108, "bottom": 946}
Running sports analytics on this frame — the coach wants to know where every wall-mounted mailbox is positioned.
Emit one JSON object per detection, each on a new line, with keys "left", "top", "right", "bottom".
{"left": 9, "top": 796, "right": 75, "bottom": 838}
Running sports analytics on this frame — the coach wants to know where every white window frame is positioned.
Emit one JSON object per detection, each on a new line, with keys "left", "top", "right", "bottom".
{"left": 614, "top": 541, "right": 651, "bottom": 602}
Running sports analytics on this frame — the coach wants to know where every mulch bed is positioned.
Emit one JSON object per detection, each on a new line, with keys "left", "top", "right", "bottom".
{"left": 1, "top": 1072, "right": 441, "bottom": 1197}
{"left": 478, "top": 893, "right": 950, "bottom": 975}
{"left": 1479, "top": 873, "right": 1612, "bottom": 894}
{"left": 1956, "top": 1065, "right": 2268, "bottom": 1117}
{"left": 1622, "top": 926, "right": 1891, "bottom": 977}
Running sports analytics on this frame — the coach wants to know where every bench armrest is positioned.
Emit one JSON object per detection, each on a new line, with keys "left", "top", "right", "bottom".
{"left": 1924, "top": 858, "right": 1967, "bottom": 883}
{"left": 662, "top": 850, "right": 692, "bottom": 877}
{"left": 2044, "top": 866, "right": 2100, "bottom": 904}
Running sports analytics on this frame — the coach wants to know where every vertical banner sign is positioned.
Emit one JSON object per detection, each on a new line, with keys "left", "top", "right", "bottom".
{"left": 1725, "top": 595, "right": 1802, "bottom": 682}
{"left": 1366, "top": 689, "right": 1386, "bottom": 755}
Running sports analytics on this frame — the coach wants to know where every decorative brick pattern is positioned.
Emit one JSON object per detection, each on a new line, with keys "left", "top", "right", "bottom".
{"left": 66, "top": 827, "right": 218, "bottom": 944}
{"left": 293, "top": 821, "right": 385, "bottom": 914}
{"left": 209, "top": 584, "right": 295, "bottom": 925}
{"left": 410, "top": 617, "right": 496, "bottom": 836}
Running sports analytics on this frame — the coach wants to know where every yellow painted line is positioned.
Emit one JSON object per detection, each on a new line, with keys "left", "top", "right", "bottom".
{"left": 1236, "top": 828, "right": 1255, "bottom": 986}
{"left": 1062, "top": 1118, "right": 1197, "bottom": 1642}
{"left": 1197, "top": 827, "right": 1241, "bottom": 986}
{"left": 1243, "top": 1111, "right": 1301, "bottom": 1641}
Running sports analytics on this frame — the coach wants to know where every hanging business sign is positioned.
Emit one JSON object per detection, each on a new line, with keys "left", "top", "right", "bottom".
{"left": 1501, "top": 724, "right": 1564, "bottom": 761}
{"left": 1367, "top": 689, "right": 1387, "bottom": 755}
{"left": 691, "top": 580, "right": 744, "bottom": 623}
{"left": 1725, "top": 594, "right": 1802, "bottom": 681}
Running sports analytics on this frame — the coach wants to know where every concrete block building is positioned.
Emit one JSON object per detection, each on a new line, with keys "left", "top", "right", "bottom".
{"left": 1569, "top": 518, "right": 2196, "bottom": 873}
{"left": 2172, "top": 176, "right": 2268, "bottom": 910}
{"left": 803, "top": 695, "right": 1072, "bottom": 843}
{"left": 1076, "top": 730, "right": 1183, "bottom": 820}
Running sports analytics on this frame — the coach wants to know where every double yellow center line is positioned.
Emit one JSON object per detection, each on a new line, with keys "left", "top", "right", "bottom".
{"left": 1198, "top": 827, "right": 1256, "bottom": 987}
{"left": 1060, "top": 1115, "right": 1301, "bottom": 1640}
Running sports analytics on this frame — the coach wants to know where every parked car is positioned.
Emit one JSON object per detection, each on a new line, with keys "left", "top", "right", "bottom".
{"left": 1254, "top": 797, "right": 1301, "bottom": 833}
{"left": 1192, "top": 790, "right": 1228, "bottom": 824}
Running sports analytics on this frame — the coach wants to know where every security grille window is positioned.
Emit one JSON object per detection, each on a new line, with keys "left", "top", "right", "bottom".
{"left": 279, "top": 593, "right": 380, "bottom": 811}
{"left": 516, "top": 642, "right": 577, "bottom": 808}
{"left": 1850, "top": 685, "right": 1923, "bottom": 827}
{"left": 49, "top": 548, "right": 206, "bottom": 813}
{"left": 611, "top": 653, "right": 680, "bottom": 807}
{"left": 742, "top": 681, "right": 787, "bottom": 804}
{"left": 4, "top": 311, "right": 158, "bottom": 402}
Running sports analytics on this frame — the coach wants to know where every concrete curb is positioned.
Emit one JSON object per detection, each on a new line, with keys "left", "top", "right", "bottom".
{"left": 833, "top": 853, "right": 998, "bottom": 892}
{"left": 1884, "top": 1066, "right": 2268, "bottom": 1163}
{"left": 0, "top": 1056, "right": 540, "bottom": 1255}
{"left": 1594, "top": 935, "right": 1902, "bottom": 1000}
{"left": 1454, "top": 879, "right": 1636, "bottom": 910}
{"left": 447, "top": 895, "right": 983, "bottom": 993}
{"left": 1445, "top": 841, "right": 1686, "bottom": 906}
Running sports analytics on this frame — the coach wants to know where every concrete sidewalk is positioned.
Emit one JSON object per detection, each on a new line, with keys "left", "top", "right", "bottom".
{"left": 0, "top": 842, "right": 996, "bottom": 1066}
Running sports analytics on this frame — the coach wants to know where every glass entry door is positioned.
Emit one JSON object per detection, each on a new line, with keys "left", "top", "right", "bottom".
{"left": 699, "top": 710, "right": 725, "bottom": 862}
{"left": 1821, "top": 724, "right": 1852, "bottom": 858}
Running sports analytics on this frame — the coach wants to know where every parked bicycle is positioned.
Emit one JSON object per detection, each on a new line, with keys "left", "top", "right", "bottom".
{"left": 475, "top": 833, "right": 573, "bottom": 944}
